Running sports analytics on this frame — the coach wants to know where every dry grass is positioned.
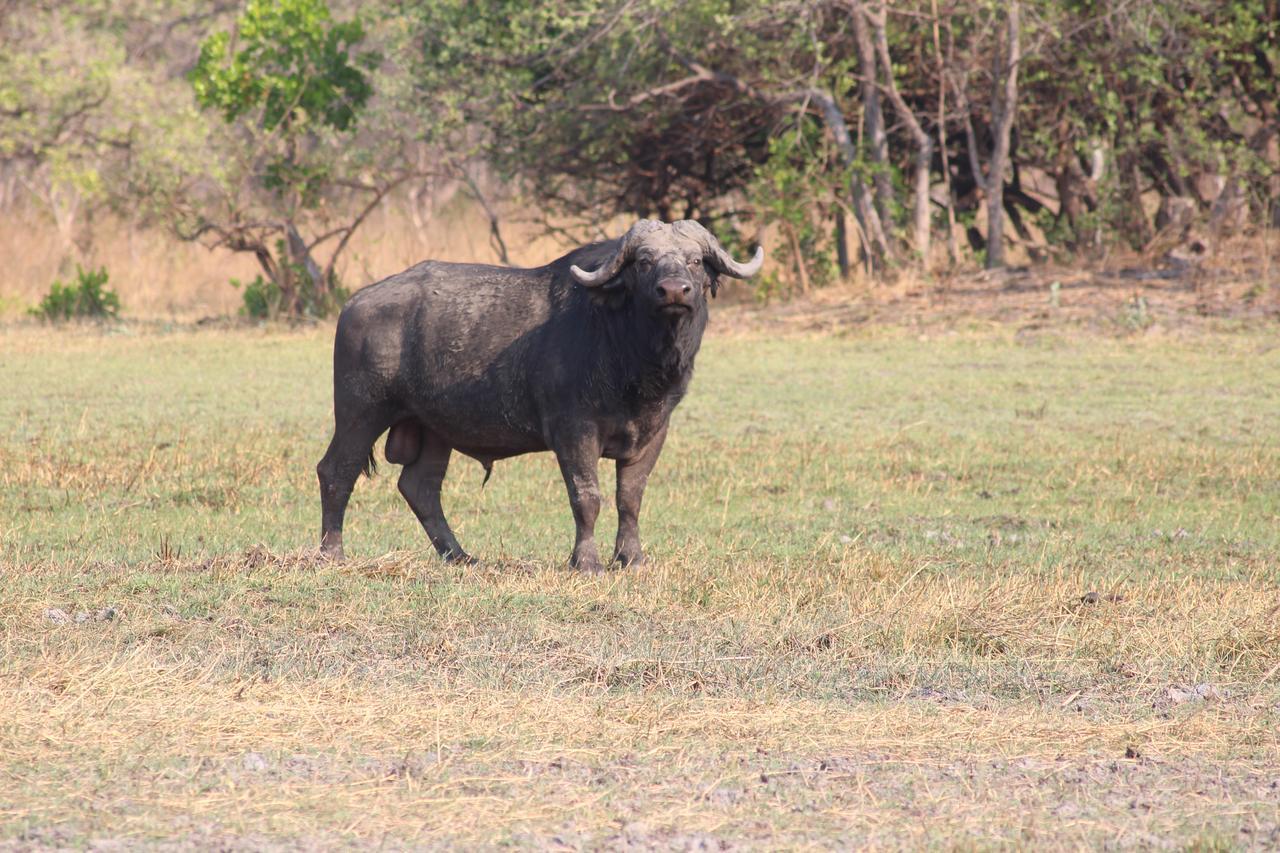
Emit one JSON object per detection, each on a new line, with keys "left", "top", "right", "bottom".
{"left": 2, "top": 323, "right": 1279, "bottom": 848}
{"left": 0, "top": 193, "right": 579, "bottom": 320}
{"left": 6, "top": 190, "right": 1278, "bottom": 333}
{"left": 4, "top": 551, "right": 1279, "bottom": 848}
{"left": 719, "top": 233, "right": 1280, "bottom": 340}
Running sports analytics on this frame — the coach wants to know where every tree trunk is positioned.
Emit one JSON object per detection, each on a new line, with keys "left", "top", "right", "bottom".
{"left": 803, "top": 87, "right": 891, "bottom": 272}
{"left": 835, "top": 209, "right": 851, "bottom": 279}
{"left": 285, "top": 222, "right": 325, "bottom": 313}
{"left": 848, "top": 1, "right": 894, "bottom": 236}
{"left": 985, "top": 0, "right": 1020, "bottom": 270}
{"left": 932, "top": 0, "right": 960, "bottom": 266}
{"left": 783, "top": 221, "right": 811, "bottom": 295}
{"left": 869, "top": 3, "right": 932, "bottom": 267}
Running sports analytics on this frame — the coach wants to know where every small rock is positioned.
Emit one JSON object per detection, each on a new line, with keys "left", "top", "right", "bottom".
{"left": 1080, "top": 591, "right": 1101, "bottom": 604}
{"left": 1166, "top": 683, "right": 1223, "bottom": 705}
{"left": 1124, "top": 745, "right": 1142, "bottom": 759}
{"left": 1055, "top": 802, "right": 1082, "bottom": 819}
{"left": 75, "top": 607, "right": 118, "bottom": 623}
{"left": 704, "top": 786, "right": 740, "bottom": 805}
{"left": 1193, "top": 683, "right": 1222, "bottom": 701}
{"left": 838, "top": 535, "right": 853, "bottom": 544}
{"left": 44, "top": 608, "right": 70, "bottom": 625}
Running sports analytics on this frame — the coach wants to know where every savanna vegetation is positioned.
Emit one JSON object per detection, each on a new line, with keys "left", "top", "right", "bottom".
{"left": 2, "top": 1, "right": 1279, "bottom": 848}
{"left": 2, "top": 323, "right": 1278, "bottom": 847}
{"left": 2, "top": 0, "right": 1279, "bottom": 312}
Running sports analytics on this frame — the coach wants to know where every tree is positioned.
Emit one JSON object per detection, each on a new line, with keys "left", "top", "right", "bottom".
{"left": 410, "top": 1, "right": 884, "bottom": 281}
{"left": 982, "top": 0, "right": 1020, "bottom": 269}
{"left": 5, "top": 0, "right": 1277, "bottom": 308}
{"left": 1017, "top": 0, "right": 1279, "bottom": 249}
{"left": 174, "top": 0, "right": 418, "bottom": 316}
{"left": 864, "top": 1, "right": 933, "bottom": 268}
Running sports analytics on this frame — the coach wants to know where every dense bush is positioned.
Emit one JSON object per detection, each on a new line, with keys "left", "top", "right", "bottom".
{"left": 3, "top": 0, "right": 1278, "bottom": 303}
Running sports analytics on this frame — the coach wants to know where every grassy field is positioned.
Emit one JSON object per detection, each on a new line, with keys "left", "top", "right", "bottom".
{"left": 2, "top": 319, "right": 1278, "bottom": 849}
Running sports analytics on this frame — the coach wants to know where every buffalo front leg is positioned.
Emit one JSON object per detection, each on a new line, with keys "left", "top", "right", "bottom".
{"left": 614, "top": 422, "right": 668, "bottom": 568}
{"left": 397, "top": 431, "right": 474, "bottom": 564}
{"left": 552, "top": 430, "right": 604, "bottom": 573}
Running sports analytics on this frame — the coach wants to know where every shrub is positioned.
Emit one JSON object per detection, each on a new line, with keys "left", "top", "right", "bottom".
{"left": 30, "top": 266, "right": 121, "bottom": 321}
{"left": 231, "top": 275, "right": 283, "bottom": 319}
{"left": 231, "top": 269, "right": 348, "bottom": 320}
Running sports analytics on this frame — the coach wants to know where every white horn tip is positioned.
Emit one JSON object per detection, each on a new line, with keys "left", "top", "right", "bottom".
{"left": 571, "top": 263, "right": 610, "bottom": 286}
{"left": 739, "top": 246, "right": 765, "bottom": 276}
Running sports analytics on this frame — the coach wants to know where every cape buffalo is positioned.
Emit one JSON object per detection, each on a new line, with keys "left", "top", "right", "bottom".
{"left": 316, "top": 219, "right": 764, "bottom": 571}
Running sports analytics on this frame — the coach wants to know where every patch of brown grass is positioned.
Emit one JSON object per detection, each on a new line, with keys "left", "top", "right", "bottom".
{"left": 2, "top": 325, "right": 1277, "bottom": 847}
{"left": 2, "top": 550, "right": 1278, "bottom": 847}
{"left": 0, "top": 194, "right": 579, "bottom": 320}
{"left": 715, "top": 230, "right": 1280, "bottom": 337}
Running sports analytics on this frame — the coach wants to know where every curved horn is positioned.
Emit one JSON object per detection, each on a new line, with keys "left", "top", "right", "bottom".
{"left": 671, "top": 220, "right": 765, "bottom": 278}
{"left": 569, "top": 219, "right": 663, "bottom": 286}
{"left": 712, "top": 244, "right": 764, "bottom": 278}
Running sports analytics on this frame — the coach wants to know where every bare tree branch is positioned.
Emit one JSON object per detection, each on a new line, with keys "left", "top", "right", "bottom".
{"left": 461, "top": 169, "right": 511, "bottom": 265}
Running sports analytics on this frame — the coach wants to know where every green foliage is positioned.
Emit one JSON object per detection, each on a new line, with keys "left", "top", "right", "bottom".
{"left": 174, "top": 0, "right": 388, "bottom": 317}
{"left": 749, "top": 129, "right": 844, "bottom": 296}
{"left": 189, "top": 0, "right": 378, "bottom": 207}
{"left": 5, "top": 0, "right": 1280, "bottom": 303}
{"left": 30, "top": 265, "right": 120, "bottom": 321}
{"left": 231, "top": 275, "right": 281, "bottom": 320}
{"left": 409, "top": 0, "right": 780, "bottom": 225}
{"left": 190, "top": 0, "right": 375, "bottom": 134}
{"left": 1023, "top": 0, "right": 1279, "bottom": 245}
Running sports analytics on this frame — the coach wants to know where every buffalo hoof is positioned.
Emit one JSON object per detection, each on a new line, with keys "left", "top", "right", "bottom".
{"left": 570, "top": 554, "right": 606, "bottom": 574}
{"left": 319, "top": 532, "right": 345, "bottom": 562}
{"left": 613, "top": 549, "right": 645, "bottom": 569}
{"left": 443, "top": 550, "right": 478, "bottom": 566}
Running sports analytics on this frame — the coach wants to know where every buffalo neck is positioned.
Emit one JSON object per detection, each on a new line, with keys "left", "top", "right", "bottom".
{"left": 586, "top": 292, "right": 708, "bottom": 408}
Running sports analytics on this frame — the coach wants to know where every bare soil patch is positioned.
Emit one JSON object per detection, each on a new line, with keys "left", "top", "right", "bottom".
{"left": 719, "top": 240, "right": 1280, "bottom": 336}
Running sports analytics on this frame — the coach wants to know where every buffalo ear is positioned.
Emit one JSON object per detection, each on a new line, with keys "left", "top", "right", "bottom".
{"left": 707, "top": 269, "right": 721, "bottom": 298}
{"left": 585, "top": 279, "right": 628, "bottom": 309}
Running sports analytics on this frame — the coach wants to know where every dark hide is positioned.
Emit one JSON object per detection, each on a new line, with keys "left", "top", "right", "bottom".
{"left": 316, "top": 219, "right": 762, "bottom": 571}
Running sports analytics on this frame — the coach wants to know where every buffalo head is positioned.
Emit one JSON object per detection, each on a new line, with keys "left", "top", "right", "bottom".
{"left": 569, "top": 219, "right": 764, "bottom": 317}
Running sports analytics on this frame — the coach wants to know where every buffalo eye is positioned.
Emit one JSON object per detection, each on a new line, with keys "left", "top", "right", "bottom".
{"left": 688, "top": 257, "right": 702, "bottom": 268}
{"left": 635, "top": 258, "right": 653, "bottom": 273}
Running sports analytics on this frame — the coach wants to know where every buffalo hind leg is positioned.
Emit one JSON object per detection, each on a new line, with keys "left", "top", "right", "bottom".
{"left": 614, "top": 422, "right": 667, "bottom": 568}
{"left": 317, "top": 411, "right": 391, "bottom": 561}
{"left": 398, "top": 429, "right": 473, "bottom": 563}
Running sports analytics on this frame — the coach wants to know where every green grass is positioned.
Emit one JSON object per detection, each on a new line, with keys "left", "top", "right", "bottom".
{"left": 5, "top": 325, "right": 1277, "bottom": 571}
{"left": 1, "top": 323, "right": 1278, "bottom": 848}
